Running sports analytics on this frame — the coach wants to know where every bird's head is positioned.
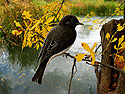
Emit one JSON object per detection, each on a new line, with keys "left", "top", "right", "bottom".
{"left": 59, "top": 15, "right": 84, "bottom": 27}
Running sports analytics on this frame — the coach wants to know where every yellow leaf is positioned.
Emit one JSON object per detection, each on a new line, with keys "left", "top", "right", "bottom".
{"left": 12, "top": 30, "right": 22, "bottom": 35}
{"left": 14, "top": 21, "right": 23, "bottom": 29}
{"left": 40, "top": 42, "right": 43, "bottom": 47}
{"left": 22, "top": 11, "right": 32, "bottom": 20}
{"left": 47, "top": 26, "right": 53, "bottom": 31}
{"left": 88, "top": 26, "right": 93, "bottom": 31}
{"left": 22, "top": 73, "right": 26, "bottom": 76}
{"left": 44, "top": 16, "right": 54, "bottom": 24}
{"left": 90, "top": 52, "right": 95, "bottom": 65}
{"left": 105, "top": 33, "right": 110, "bottom": 40}
{"left": 114, "top": 45, "right": 117, "bottom": 50}
{"left": 23, "top": 20, "right": 28, "bottom": 27}
{"left": 75, "top": 54, "right": 87, "bottom": 62}
{"left": 90, "top": 11, "right": 95, "bottom": 16}
{"left": 39, "top": 38, "right": 44, "bottom": 43}
{"left": 77, "top": 17, "right": 80, "bottom": 20}
{"left": 35, "top": 26, "right": 41, "bottom": 34}
{"left": 36, "top": 44, "right": 39, "bottom": 50}
{"left": 32, "top": 38, "right": 35, "bottom": 41}
{"left": 28, "top": 41, "right": 32, "bottom": 47}
{"left": 123, "top": 65, "right": 125, "bottom": 71}
{"left": 82, "top": 18, "right": 86, "bottom": 21}
{"left": 22, "top": 36, "right": 26, "bottom": 50}
{"left": 30, "top": 20, "right": 40, "bottom": 31}
{"left": 112, "top": 38, "right": 117, "bottom": 42}
{"left": 91, "top": 42, "right": 97, "bottom": 51}
{"left": 81, "top": 42, "right": 91, "bottom": 52}
{"left": 13, "top": 0, "right": 18, "bottom": 2}
{"left": 77, "top": 78, "right": 81, "bottom": 80}
{"left": 0, "top": 26, "right": 2, "bottom": 28}
{"left": 18, "top": 73, "right": 26, "bottom": 78}
{"left": 42, "top": 26, "right": 48, "bottom": 38}
{"left": 117, "top": 24, "right": 124, "bottom": 31}
{"left": 118, "top": 35, "right": 124, "bottom": 47}
{"left": 92, "top": 20, "right": 98, "bottom": 23}
{"left": 121, "top": 42, "right": 125, "bottom": 49}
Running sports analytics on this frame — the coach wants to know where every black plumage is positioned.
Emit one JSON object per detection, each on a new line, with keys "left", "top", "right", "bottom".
{"left": 32, "top": 15, "right": 84, "bottom": 84}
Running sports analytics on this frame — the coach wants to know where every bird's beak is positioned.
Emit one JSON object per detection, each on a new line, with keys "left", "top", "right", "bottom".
{"left": 76, "top": 22, "right": 84, "bottom": 25}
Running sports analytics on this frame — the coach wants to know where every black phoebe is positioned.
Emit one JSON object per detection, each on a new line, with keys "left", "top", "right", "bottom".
{"left": 32, "top": 15, "right": 84, "bottom": 84}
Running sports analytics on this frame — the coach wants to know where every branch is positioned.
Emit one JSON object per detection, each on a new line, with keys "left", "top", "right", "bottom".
{"left": 68, "top": 58, "right": 77, "bottom": 94}
{"left": 52, "top": 0, "right": 65, "bottom": 22}
{"left": 64, "top": 53, "right": 125, "bottom": 74}
{"left": 95, "top": 44, "right": 102, "bottom": 53}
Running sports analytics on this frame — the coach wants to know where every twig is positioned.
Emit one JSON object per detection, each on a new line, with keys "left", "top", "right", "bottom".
{"left": 94, "top": 44, "right": 102, "bottom": 81}
{"left": 52, "top": 0, "right": 65, "bottom": 22}
{"left": 68, "top": 58, "right": 77, "bottom": 94}
{"left": 95, "top": 43, "right": 102, "bottom": 53}
{"left": 64, "top": 53, "right": 125, "bottom": 74}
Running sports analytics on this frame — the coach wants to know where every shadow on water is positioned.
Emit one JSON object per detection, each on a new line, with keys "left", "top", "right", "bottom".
{"left": 7, "top": 46, "right": 39, "bottom": 69}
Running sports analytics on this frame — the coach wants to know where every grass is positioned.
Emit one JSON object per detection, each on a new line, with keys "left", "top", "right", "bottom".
{"left": 0, "top": 0, "right": 44, "bottom": 45}
{"left": 70, "top": 0, "right": 120, "bottom": 15}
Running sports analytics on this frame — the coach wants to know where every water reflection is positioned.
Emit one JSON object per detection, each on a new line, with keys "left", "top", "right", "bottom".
{"left": 7, "top": 47, "right": 39, "bottom": 70}
{"left": 0, "top": 45, "right": 97, "bottom": 94}
{"left": 0, "top": 76, "right": 12, "bottom": 94}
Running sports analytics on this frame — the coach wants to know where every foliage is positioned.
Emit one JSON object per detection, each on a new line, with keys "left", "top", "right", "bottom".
{"left": 0, "top": 0, "right": 72, "bottom": 48}
{"left": 75, "top": 42, "right": 97, "bottom": 65}
{"left": 0, "top": 0, "right": 44, "bottom": 45}
{"left": 11, "top": 0, "right": 72, "bottom": 50}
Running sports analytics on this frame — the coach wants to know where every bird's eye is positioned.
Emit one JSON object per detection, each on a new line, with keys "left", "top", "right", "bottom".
{"left": 70, "top": 19, "right": 74, "bottom": 23}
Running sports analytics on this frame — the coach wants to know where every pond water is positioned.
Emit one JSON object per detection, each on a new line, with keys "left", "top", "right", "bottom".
{"left": 0, "top": 16, "right": 123, "bottom": 94}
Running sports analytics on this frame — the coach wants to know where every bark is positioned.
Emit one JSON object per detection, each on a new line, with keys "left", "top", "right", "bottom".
{"left": 96, "top": 19, "right": 125, "bottom": 94}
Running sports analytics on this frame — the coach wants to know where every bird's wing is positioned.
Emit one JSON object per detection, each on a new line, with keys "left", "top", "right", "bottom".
{"left": 38, "top": 38, "right": 73, "bottom": 64}
{"left": 37, "top": 25, "right": 76, "bottom": 64}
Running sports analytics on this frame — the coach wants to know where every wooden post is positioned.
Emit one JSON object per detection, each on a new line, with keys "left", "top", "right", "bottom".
{"left": 96, "top": 19, "right": 125, "bottom": 94}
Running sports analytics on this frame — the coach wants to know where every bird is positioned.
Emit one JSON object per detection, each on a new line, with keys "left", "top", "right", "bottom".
{"left": 32, "top": 15, "right": 84, "bottom": 84}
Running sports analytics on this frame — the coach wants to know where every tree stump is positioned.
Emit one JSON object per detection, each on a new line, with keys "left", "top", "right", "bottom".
{"left": 97, "top": 19, "right": 125, "bottom": 94}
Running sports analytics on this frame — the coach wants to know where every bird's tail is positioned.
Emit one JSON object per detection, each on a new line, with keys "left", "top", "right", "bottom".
{"left": 32, "top": 60, "right": 48, "bottom": 84}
